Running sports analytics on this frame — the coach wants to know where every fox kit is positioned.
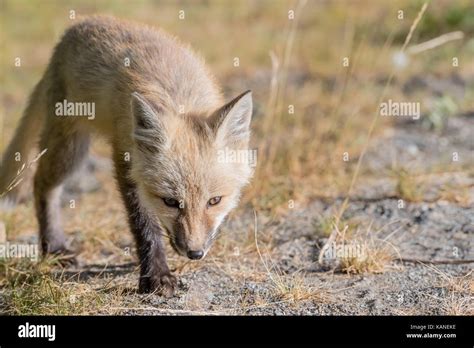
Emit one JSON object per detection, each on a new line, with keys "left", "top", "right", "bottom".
{"left": 0, "top": 16, "right": 253, "bottom": 296}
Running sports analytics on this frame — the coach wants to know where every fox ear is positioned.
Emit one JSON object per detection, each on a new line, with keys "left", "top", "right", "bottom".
{"left": 209, "top": 90, "right": 252, "bottom": 147}
{"left": 131, "top": 92, "right": 167, "bottom": 152}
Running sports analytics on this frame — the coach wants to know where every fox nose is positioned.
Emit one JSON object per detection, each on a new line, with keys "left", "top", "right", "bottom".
{"left": 187, "top": 250, "right": 204, "bottom": 260}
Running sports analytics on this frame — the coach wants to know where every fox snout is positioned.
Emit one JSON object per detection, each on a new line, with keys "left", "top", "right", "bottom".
{"left": 169, "top": 221, "right": 214, "bottom": 260}
{"left": 187, "top": 250, "right": 204, "bottom": 260}
{"left": 171, "top": 237, "right": 208, "bottom": 260}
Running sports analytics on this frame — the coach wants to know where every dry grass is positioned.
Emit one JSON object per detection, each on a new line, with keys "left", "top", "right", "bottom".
{"left": 270, "top": 272, "right": 331, "bottom": 304}
{"left": 394, "top": 168, "right": 426, "bottom": 202}
{"left": 427, "top": 265, "right": 473, "bottom": 315}
{"left": 318, "top": 220, "right": 401, "bottom": 274}
{"left": 0, "top": 149, "right": 47, "bottom": 200}
{"left": 1, "top": 259, "right": 98, "bottom": 315}
{"left": 339, "top": 237, "right": 397, "bottom": 275}
{"left": 253, "top": 210, "right": 332, "bottom": 305}
{"left": 388, "top": 168, "right": 473, "bottom": 205}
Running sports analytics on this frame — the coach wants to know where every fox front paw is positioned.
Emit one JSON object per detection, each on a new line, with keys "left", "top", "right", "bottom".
{"left": 139, "top": 272, "right": 178, "bottom": 297}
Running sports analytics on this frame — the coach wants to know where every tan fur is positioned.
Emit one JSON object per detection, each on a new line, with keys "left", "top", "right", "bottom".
{"left": 0, "top": 16, "right": 253, "bottom": 295}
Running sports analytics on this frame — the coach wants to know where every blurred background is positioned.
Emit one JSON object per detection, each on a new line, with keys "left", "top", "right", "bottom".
{"left": 1, "top": 0, "right": 473, "bottom": 211}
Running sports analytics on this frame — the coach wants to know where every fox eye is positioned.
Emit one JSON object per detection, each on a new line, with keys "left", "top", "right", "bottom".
{"left": 207, "top": 196, "right": 222, "bottom": 207}
{"left": 163, "top": 197, "right": 180, "bottom": 208}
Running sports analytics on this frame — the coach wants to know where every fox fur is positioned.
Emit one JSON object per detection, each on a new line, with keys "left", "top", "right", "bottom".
{"left": 0, "top": 16, "right": 253, "bottom": 296}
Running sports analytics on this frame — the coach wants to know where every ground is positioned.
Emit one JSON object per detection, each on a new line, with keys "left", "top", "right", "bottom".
{"left": 100, "top": 113, "right": 472, "bottom": 315}
{"left": 0, "top": 0, "right": 473, "bottom": 315}
{"left": 1, "top": 109, "right": 472, "bottom": 315}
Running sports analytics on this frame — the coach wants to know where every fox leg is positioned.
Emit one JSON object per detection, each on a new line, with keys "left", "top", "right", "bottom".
{"left": 34, "top": 121, "right": 90, "bottom": 256}
{"left": 113, "top": 147, "right": 177, "bottom": 296}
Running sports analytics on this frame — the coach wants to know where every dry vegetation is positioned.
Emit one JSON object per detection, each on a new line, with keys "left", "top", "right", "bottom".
{"left": 1, "top": 0, "right": 473, "bottom": 315}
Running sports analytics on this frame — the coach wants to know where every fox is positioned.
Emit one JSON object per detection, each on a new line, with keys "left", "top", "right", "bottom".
{"left": 0, "top": 16, "right": 253, "bottom": 296}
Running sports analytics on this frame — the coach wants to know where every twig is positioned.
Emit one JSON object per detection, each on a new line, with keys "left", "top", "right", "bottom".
{"left": 407, "top": 31, "right": 464, "bottom": 55}
{"left": 397, "top": 258, "right": 474, "bottom": 265}
{"left": 253, "top": 209, "right": 279, "bottom": 287}
{"left": 0, "top": 148, "right": 48, "bottom": 197}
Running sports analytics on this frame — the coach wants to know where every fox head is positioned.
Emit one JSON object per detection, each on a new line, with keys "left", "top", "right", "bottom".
{"left": 130, "top": 91, "right": 253, "bottom": 260}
